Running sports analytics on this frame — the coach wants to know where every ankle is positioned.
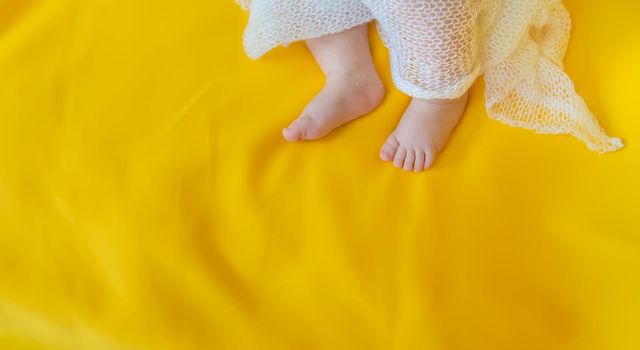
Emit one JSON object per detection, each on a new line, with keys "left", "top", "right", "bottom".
{"left": 326, "top": 65, "right": 379, "bottom": 83}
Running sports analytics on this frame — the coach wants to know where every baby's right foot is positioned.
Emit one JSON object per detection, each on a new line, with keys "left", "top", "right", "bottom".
{"left": 282, "top": 69, "right": 384, "bottom": 142}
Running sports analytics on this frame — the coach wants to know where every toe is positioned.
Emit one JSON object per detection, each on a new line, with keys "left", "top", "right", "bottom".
{"left": 403, "top": 148, "right": 415, "bottom": 171}
{"left": 380, "top": 134, "right": 400, "bottom": 162}
{"left": 424, "top": 149, "right": 435, "bottom": 170}
{"left": 282, "top": 127, "right": 299, "bottom": 142}
{"left": 282, "top": 121, "right": 302, "bottom": 142}
{"left": 414, "top": 149, "right": 425, "bottom": 172}
{"left": 283, "top": 115, "right": 313, "bottom": 142}
{"left": 393, "top": 146, "right": 407, "bottom": 168}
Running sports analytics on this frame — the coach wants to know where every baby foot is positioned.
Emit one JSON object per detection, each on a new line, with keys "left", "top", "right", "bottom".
{"left": 380, "top": 93, "right": 469, "bottom": 172}
{"left": 282, "top": 70, "right": 384, "bottom": 142}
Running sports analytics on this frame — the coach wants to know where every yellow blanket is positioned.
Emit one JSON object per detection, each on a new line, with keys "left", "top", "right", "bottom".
{"left": 1, "top": 0, "right": 639, "bottom": 349}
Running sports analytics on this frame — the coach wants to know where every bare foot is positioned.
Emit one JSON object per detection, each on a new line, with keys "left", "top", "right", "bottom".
{"left": 380, "top": 93, "right": 469, "bottom": 172}
{"left": 282, "top": 70, "right": 384, "bottom": 142}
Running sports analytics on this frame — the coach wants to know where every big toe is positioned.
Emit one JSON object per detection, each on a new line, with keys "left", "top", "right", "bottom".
{"left": 282, "top": 115, "right": 314, "bottom": 142}
{"left": 282, "top": 126, "right": 300, "bottom": 142}
{"left": 380, "top": 134, "right": 400, "bottom": 162}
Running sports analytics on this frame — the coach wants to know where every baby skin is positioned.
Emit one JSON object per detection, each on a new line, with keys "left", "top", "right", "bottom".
{"left": 282, "top": 24, "right": 468, "bottom": 172}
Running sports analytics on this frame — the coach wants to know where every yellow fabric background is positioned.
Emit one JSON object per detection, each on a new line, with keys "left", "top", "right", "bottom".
{"left": 1, "top": 0, "right": 639, "bottom": 349}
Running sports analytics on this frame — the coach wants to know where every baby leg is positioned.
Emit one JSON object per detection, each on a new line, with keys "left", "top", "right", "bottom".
{"left": 374, "top": 0, "right": 478, "bottom": 171}
{"left": 283, "top": 24, "right": 384, "bottom": 142}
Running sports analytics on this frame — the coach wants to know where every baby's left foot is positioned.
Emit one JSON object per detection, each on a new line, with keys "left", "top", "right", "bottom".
{"left": 380, "top": 93, "right": 469, "bottom": 172}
